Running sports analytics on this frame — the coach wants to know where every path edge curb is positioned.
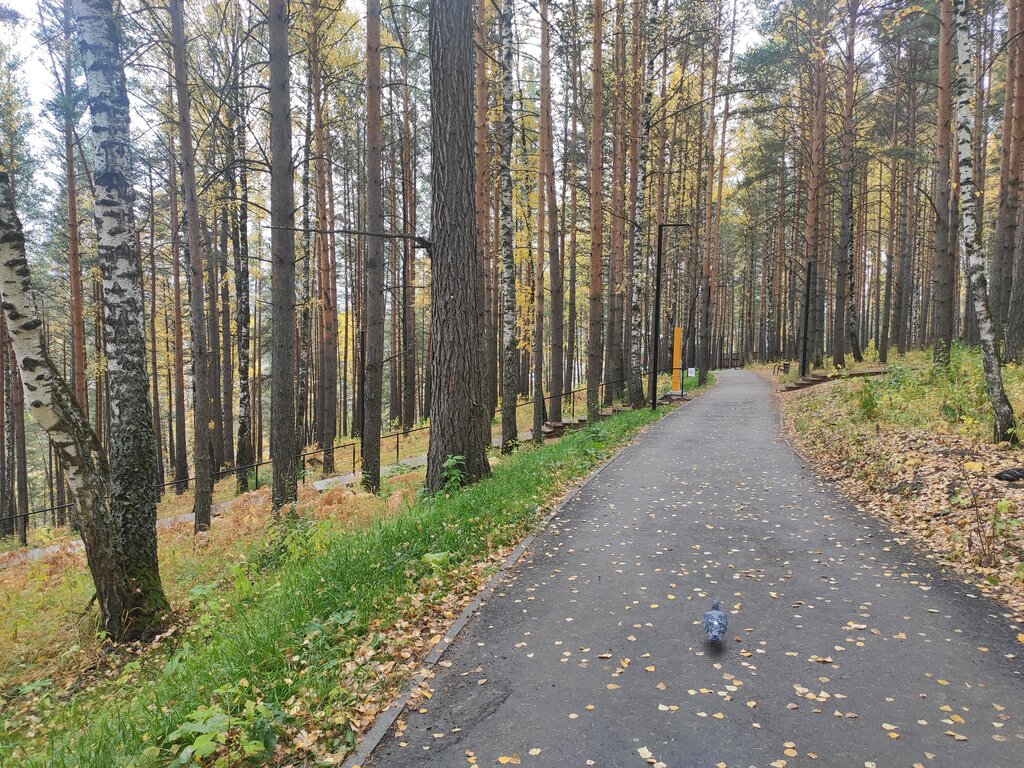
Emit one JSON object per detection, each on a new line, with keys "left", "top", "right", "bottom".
{"left": 342, "top": 387, "right": 710, "bottom": 768}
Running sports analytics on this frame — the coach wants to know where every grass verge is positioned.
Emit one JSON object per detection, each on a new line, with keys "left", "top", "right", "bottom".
{"left": 4, "top": 404, "right": 674, "bottom": 767}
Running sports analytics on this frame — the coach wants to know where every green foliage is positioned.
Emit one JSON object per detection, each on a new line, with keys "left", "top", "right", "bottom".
{"left": 848, "top": 346, "right": 1014, "bottom": 439}
{"left": 8, "top": 405, "right": 667, "bottom": 767}
{"left": 439, "top": 455, "right": 465, "bottom": 495}
{"left": 158, "top": 695, "right": 286, "bottom": 766}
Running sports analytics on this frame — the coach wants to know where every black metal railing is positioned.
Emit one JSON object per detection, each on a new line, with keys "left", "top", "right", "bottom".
{"left": 2, "top": 365, "right": 689, "bottom": 540}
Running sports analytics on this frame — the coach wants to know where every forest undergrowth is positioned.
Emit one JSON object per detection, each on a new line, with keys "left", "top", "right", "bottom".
{"left": 778, "top": 347, "right": 1024, "bottom": 624}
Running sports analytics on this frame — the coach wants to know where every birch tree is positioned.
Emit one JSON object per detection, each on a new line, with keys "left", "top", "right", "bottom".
{"left": 952, "top": 0, "right": 1018, "bottom": 443}
{"left": 0, "top": 167, "right": 141, "bottom": 637}
{"left": 499, "top": 0, "right": 518, "bottom": 451}
{"left": 74, "top": 0, "right": 168, "bottom": 631}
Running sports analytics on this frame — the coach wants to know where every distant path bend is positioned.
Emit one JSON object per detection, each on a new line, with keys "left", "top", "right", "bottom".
{"left": 364, "top": 370, "right": 1024, "bottom": 768}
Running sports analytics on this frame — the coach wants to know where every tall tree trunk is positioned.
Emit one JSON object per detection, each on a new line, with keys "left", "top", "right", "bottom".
{"left": 541, "top": 0, "right": 563, "bottom": 424}
{"left": 401, "top": 14, "right": 418, "bottom": 431}
{"left": 952, "top": 0, "right": 1018, "bottom": 443}
{"left": 626, "top": 0, "right": 661, "bottom": 407}
{"left": 0, "top": 168, "right": 139, "bottom": 637}
{"left": 474, "top": 0, "right": 495, "bottom": 416}
{"left": 586, "top": 0, "right": 604, "bottom": 417}
{"left": 310, "top": 3, "right": 337, "bottom": 473}
{"left": 934, "top": 0, "right": 956, "bottom": 366}
{"left": 268, "top": 0, "right": 298, "bottom": 506}
{"left": 499, "top": 0, "right": 519, "bottom": 451}
{"left": 167, "top": 86, "right": 189, "bottom": 494}
{"left": 76, "top": 0, "right": 168, "bottom": 631}
{"left": 233, "top": 72, "right": 254, "bottom": 491}
{"left": 425, "top": 0, "right": 492, "bottom": 490}
{"left": 362, "top": 0, "right": 385, "bottom": 490}
{"left": 169, "top": 0, "right": 214, "bottom": 531}
{"left": 834, "top": 0, "right": 861, "bottom": 367}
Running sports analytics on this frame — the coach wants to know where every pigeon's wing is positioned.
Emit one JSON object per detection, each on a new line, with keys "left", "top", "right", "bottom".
{"left": 995, "top": 468, "right": 1024, "bottom": 482}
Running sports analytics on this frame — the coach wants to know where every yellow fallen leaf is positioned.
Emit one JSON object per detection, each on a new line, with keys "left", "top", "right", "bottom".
{"left": 497, "top": 755, "right": 521, "bottom": 765}
{"left": 637, "top": 747, "right": 653, "bottom": 759}
{"left": 712, "top": 712, "right": 724, "bottom": 720}
{"left": 965, "top": 461, "right": 983, "bottom": 472}
{"left": 945, "top": 731, "right": 968, "bottom": 741}
{"left": 607, "top": 684, "right": 620, "bottom": 690}
{"left": 528, "top": 749, "right": 541, "bottom": 756}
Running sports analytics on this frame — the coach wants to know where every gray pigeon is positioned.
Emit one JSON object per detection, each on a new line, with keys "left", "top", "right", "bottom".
{"left": 703, "top": 600, "right": 727, "bottom": 643}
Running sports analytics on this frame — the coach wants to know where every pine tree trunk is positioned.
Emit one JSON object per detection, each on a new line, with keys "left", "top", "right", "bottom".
{"left": 586, "top": 0, "right": 604, "bottom": 417}
{"left": 268, "top": 0, "right": 298, "bottom": 506}
{"left": 233, "top": 72, "right": 254, "bottom": 491}
{"left": 169, "top": 0, "right": 214, "bottom": 531}
{"left": 362, "top": 0, "right": 385, "bottom": 490}
{"left": 425, "top": 0, "right": 492, "bottom": 491}
{"left": 952, "top": 0, "right": 1018, "bottom": 443}
{"left": 834, "top": 0, "right": 859, "bottom": 367}
{"left": 934, "top": 0, "right": 956, "bottom": 366}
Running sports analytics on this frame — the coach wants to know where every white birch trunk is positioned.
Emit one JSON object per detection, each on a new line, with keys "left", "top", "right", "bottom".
{"left": 499, "top": 0, "right": 519, "bottom": 451}
{"left": 0, "top": 169, "right": 132, "bottom": 637}
{"left": 74, "top": 0, "right": 168, "bottom": 631}
{"left": 952, "top": 0, "right": 1018, "bottom": 443}
{"left": 627, "top": 0, "right": 661, "bottom": 407}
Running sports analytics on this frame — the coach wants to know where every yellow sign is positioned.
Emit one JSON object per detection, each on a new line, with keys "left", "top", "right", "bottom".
{"left": 672, "top": 327, "right": 682, "bottom": 391}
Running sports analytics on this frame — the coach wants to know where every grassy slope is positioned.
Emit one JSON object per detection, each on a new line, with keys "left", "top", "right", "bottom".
{"left": 5, "top": 404, "right": 676, "bottom": 767}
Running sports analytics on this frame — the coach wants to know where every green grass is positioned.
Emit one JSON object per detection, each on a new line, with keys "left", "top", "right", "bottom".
{"left": 4, "top": 405, "right": 672, "bottom": 767}
{"left": 803, "top": 345, "right": 1023, "bottom": 442}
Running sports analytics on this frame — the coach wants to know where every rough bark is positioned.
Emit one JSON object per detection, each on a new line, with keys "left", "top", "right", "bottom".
{"left": 170, "top": 0, "right": 213, "bottom": 531}
{"left": 541, "top": 0, "right": 563, "bottom": 425}
{"left": 586, "top": 0, "right": 604, "bottom": 417}
{"left": 834, "top": 0, "right": 861, "bottom": 367}
{"left": 425, "top": 0, "right": 492, "bottom": 491}
{"left": 933, "top": 0, "right": 956, "bottom": 366}
{"left": 362, "top": 0, "right": 385, "bottom": 490}
{"left": 269, "top": 0, "right": 297, "bottom": 506}
{"left": 233, "top": 77, "right": 253, "bottom": 491}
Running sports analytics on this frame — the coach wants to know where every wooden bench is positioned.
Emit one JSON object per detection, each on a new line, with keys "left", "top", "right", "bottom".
{"left": 772, "top": 361, "right": 791, "bottom": 375}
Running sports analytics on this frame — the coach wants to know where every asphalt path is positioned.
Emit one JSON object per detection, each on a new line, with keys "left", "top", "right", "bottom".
{"left": 365, "top": 370, "right": 1024, "bottom": 768}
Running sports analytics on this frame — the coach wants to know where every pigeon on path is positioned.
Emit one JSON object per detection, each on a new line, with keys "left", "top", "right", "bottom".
{"left": 703, "top": 600, "right": 727, "bottom": 643}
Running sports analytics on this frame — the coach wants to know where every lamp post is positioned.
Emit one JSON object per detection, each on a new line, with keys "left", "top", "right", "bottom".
{"left": 651, "top": 222, "right": 689, "bottom": 410}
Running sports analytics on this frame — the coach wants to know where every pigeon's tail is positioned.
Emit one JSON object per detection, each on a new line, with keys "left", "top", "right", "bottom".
{"left": 711, "top": 600, "right": 720, "bottom": 611}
